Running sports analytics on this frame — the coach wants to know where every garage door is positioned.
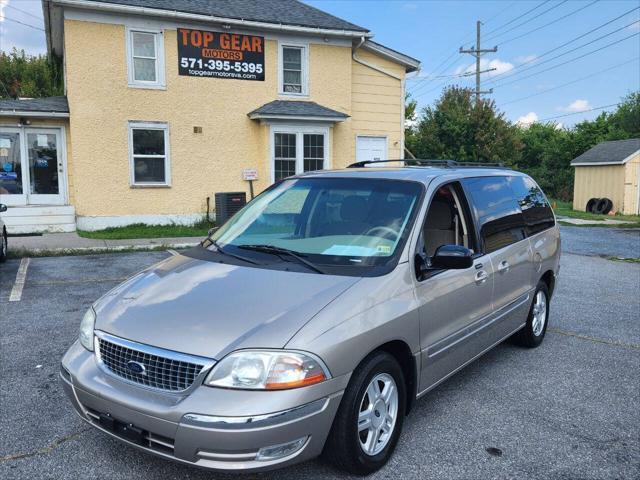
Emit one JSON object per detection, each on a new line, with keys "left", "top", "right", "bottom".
{"left": 356, "top": 136, "right": 387, "bottom": 163}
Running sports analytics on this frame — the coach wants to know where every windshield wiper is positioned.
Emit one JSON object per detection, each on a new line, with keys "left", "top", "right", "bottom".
{"left": 237, "top": 244, "right": 327, "bottom": 274}
{"left": 209, "top": 240, "right": 260, "bottom": 265}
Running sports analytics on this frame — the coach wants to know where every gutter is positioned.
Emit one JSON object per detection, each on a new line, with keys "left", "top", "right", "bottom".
{"left": 352, "top": 37, "right": 402, "bottom": 81}
{"left": 51, "top": 0, "right": 374, "bottom": 39}
{"left": 0, "top": 110, "right": 70, "bottom": 118}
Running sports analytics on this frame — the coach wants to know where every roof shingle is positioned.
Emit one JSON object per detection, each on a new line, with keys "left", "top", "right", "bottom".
{"left": 248, "top": 100, "right": 348, "bottom": 120}
{"left": 571, "top": 138, "right": 640, "bottom": 166}
{"left": 81, "top": 0, "right": 368, "bottom": 32}
{"left": 0, "top": 96, "right": 69, "bottom": 114}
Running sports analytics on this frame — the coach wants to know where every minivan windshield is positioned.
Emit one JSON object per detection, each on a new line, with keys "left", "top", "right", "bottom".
{"left": 204, "top": 177, "right": 423, "bottom": 272}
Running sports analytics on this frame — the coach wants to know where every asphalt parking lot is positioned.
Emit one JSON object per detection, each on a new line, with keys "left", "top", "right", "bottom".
{"left": 1, "top": 226, "right": 639, "bottom": 480}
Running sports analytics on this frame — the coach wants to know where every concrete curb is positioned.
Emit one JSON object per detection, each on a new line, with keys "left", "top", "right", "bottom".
{"left": 9, "top": 242, "right": 200, "bottom": 258}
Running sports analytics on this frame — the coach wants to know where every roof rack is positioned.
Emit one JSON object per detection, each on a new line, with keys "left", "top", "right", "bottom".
{"left": 347, "top": 159, "right": 508, "bottom": 169}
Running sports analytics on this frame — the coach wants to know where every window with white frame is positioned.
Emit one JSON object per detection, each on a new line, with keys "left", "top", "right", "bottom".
{"left": 127, "top": 29, "right": 165, "bottom": 88}
{"left": 272, "top": 128, "right": 327, "bottom": 182}
{"left": 280, "top": 44, "right": 307, "bottom": 95}
{"left": 129, "top": 122, "right": 170, "bottom": 186}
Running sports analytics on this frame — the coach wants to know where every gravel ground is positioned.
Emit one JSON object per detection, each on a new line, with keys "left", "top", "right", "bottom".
{"left": 1, "top": 228, "right": 639, "bottom": 480}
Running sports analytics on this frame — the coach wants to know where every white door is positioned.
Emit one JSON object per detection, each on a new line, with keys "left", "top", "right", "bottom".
{"left": 356, "top": 136, "right": 387, "bottom": 163}
{"left": 0, "top": 127, "right": 66, "bottom": 206}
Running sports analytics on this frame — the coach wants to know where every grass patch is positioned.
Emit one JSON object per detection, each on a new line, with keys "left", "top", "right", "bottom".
{"left": 558, "top": 220, "right": 640, "bottom": 229}
{"left": 550, "top": 198, "right": 640, "bottom": 223}
{"left": 605, "top": 256, "right": 640, "bottom": 263}
{"left": 78, "top": 219, "right": 215, "bottom": 240}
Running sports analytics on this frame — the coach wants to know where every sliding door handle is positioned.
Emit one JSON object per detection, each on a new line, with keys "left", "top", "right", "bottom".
{"left": 475, "top": 270, "right": 488, "bottom": 284}
{"left": 498, "top": 260, "right": 510, "bottom": 273}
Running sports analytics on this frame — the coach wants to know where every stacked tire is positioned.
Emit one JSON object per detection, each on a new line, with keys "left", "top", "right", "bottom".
{"left": 586, "top": 197, "right": 613, "bottom": 214}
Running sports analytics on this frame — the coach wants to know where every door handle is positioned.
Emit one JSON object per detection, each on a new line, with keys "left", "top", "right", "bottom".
{"left": 475, "top": 270, "right": 488, "bottom": 284}
{"left": 498, "top": 260, "right": 510, "bottom": 273}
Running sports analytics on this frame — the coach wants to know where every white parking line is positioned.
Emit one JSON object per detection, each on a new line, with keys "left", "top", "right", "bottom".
{"left": 9, "top": 257, "right": 30, "bottom": 302}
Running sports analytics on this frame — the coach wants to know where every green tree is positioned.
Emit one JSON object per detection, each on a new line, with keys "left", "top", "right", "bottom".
{"left": 0, "top": 48, "right": 63, "bottom": 99}
{"left": 407, "top": 86, "right": 521, "bottom": 164}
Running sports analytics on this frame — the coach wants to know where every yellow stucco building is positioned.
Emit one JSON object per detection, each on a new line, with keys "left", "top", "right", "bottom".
{"left": 0, "top": 0, "right": 419, "bottom": 233}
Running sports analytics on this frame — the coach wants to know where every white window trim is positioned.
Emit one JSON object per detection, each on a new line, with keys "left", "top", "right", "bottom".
{"left": 270, "top": 124, "right": 330, "bottom": 183}
{"left": 278, "top": 41, "right": 309, "bottom": 97}
{"left": 126, "top": 26, "right": 166, "bottom": 89}
{"left": 128, "top": 121, "right": 171, "bottom": 187}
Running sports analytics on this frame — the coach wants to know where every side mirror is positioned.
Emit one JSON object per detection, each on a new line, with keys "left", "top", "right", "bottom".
{"left": 431, "top": 244, "right": 474, "bottom": 270}
{"left": 0, "top": 204, "right": 7, "bottom": 213}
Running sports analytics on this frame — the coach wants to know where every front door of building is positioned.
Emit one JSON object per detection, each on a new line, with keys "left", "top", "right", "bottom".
{"left": 0, "top": 127, "right": 66, "bottom": 206}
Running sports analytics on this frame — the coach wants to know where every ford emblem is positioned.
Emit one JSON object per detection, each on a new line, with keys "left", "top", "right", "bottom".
{"left": 126, "top": 360, "right": 146, "bottom": 375}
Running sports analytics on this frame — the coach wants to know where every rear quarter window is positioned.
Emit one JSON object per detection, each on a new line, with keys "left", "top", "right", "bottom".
{"left": 462, "top": 176, "right": 526, "bottom": 254}
{"left": 508, "top": 176, "right": 555, "bottom": 235}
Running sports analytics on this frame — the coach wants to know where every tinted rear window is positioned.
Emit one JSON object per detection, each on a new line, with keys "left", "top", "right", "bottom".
{"left": 508, "top": 176, "right": 555, "bottom": 235}
{"left": 463, "top": 176, "right": 526, "bottom": 254}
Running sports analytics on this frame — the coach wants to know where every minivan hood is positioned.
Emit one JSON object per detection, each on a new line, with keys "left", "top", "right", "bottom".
{"left": 93, "top": 254, "right": 358, "bottom": 359}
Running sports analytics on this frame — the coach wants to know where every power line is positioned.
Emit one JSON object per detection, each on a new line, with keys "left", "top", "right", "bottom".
{"left": 537, "top": 103, "right": 621, "bottom": 123}
{"left": 488, "top": 6, "right": 639, "bottom": 83}
{"left": 493, "top": 26, "right": 639, "bottom": 88}
{"left": 498, "top": 0, "right": 599, "bottom": 46}
{"left": 501, "top": 57, "right": 639, "bottom": 106}
{"left": 485, "top": 0, "right": 568, "bottom": 42}
{"left": 6, "top": 4, "right": 42, "bottom": 21}
{"left": 482, "top": 2, "right": 519, "bottom": 25}
{"left": 493, "top": 32, "right": 640, "bottom": 88}
{"left": 483, "top": 0, "right": 551, "bottom": 37}
{"left": 0, "top": 16, "right": 44, "bottom": 32}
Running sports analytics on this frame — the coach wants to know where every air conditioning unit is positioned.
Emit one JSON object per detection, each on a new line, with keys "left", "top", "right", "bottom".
{"left": 215, "top": 192, "right": 247, "bottom": 225}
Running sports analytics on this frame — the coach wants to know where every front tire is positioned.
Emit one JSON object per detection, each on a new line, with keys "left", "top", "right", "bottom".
{"left": 323, "top": 351, "right": 406, "bottom": 475}
{"left": 514, "top": 281, "right": 550, "bottom": 348}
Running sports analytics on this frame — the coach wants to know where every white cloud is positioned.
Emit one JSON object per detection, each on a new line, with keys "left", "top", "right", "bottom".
{"left": 560, "top": 99, "right": 591, "bottom": 112}
{"left": 454, "top": 58, "right": 514, "bottom": 78}
{"left": 628, "top": 20, "right": 640, "bottom": 32}
{"left": 517, "top": 112, "right": 538, "bottom": 127}
{"left": 516, "top": 54, "right": 538, "bottom": 64}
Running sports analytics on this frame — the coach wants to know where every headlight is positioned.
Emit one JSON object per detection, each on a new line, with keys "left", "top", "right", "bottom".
{"left": 79, "top": 307, "right": 96, "bottom": 351}
{"left": 205, "top": 350, "right": 330, "bottom": 390}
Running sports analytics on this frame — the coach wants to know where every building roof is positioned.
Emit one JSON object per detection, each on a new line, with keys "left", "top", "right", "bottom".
{"left": 0, "top": 96, "right": 69, "bottom": 117}
{"left": 67, "top": 0, "right": 368, "bottom": 33}
{"left": 362, "top": 40, "right": 420, "bottom": 73}
{"left": 571, "top": 138, "right": 640, "bottom": 166}
{"left": 248, "top": 100, "right": 349, "bottom": 122}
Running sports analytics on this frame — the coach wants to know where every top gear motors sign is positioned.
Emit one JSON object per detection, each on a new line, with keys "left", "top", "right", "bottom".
{"left": 177, "top": 28, "right": 265, "bottom": 81}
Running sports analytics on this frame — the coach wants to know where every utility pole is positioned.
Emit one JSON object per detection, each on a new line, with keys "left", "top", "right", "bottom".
{"left": 460, "top": 21, "right": 498, "bottom": 106}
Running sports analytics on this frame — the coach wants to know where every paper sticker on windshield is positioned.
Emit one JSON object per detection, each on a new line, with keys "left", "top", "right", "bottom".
{"left": 322, "top": 245, "right": 377, "bottom": 256}
{"left": 376, "top": 245, "right": 391, "bottom": 254}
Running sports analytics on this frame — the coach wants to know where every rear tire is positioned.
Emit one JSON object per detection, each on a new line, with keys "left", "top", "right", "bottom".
{"left": 595, "top": 197, "right": 613, "bottom": 215}
{"left": 323, "top": 351, "right": 406, "bottom": 475}
{"left": 585, "top": 198, "right": 599, "bottom": 213}
{"left": 513, "top": 281, "right": 549, "bottom": 348}
{"left": 0, "top": 230, "right": 7, "bottom": 263}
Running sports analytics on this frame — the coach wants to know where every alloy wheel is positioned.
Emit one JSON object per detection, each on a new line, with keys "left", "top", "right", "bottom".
{"left": 532, "top": 290, "right": 547, "bottom": 336}
{"left": 357, "top": 373, "right": 398, "bottom": 456}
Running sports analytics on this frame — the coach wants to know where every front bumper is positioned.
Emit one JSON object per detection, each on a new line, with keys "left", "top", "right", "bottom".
{"left": 60, "top": 341, "right": 348, "bottom": 472}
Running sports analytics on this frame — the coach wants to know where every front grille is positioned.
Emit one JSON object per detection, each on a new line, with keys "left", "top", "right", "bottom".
{"left": 96, "top": 336, "right": 206, "bottom": 392}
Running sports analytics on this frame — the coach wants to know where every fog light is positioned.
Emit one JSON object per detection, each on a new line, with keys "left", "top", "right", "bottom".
{"left": 256, "top": 436, "right": 308, "bottom": 461}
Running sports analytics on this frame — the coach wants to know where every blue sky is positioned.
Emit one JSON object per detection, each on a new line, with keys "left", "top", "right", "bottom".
{"left": 1, "top": 0, "right": 638, "bottom": 126}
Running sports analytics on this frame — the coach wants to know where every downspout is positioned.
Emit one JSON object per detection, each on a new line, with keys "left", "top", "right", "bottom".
{"left": 352, "top": 37, "right": 405, "bottom": 160}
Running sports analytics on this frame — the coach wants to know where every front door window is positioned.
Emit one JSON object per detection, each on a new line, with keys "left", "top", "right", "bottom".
{"left": 0, "top": 131, "right": 23, "bottom": 195}
{"left": 27, "top": 133, "right": 59, "bottom": 196}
